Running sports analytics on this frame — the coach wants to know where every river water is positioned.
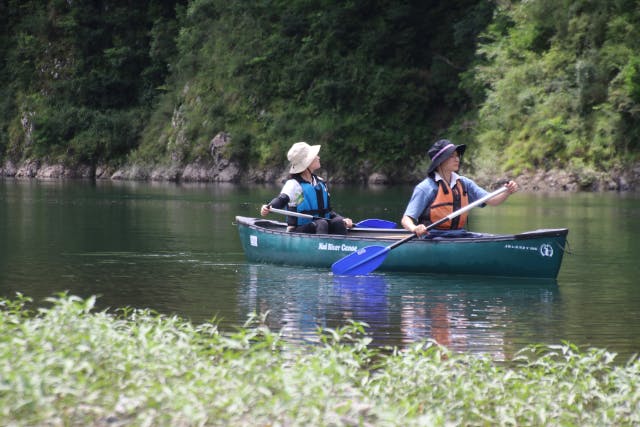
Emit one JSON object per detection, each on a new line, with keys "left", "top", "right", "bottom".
{"left": 1, "top": 179, "right": 639, "bottom": 361}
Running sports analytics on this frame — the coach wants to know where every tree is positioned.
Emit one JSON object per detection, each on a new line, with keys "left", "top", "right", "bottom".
{"left": 471, "top": 0, "right": 640, "bottom": 175}
{"left": 1, "top": 0, "right": 184, "bottom": 167}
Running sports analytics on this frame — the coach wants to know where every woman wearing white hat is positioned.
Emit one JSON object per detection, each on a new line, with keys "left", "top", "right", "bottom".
{"left": 260, "top": 142, "right": 353, "bottom": 234}
{"left": 401, "top": 139, "right": 518, "bottom": 238}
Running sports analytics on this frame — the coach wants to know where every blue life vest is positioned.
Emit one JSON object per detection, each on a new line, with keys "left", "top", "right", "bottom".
{"left": 288, "top": 175, "right": 331, "bottom": 226}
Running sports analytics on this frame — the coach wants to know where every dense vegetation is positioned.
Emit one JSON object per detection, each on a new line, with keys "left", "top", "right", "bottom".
{"left": 1, "top": 1, "right": 639, "bottom": 181}
{"left": 472, "top": 0, "right": 640, "bottom": 178}
{"left": 1, "top": 293, "right": 639, "bottom": 426}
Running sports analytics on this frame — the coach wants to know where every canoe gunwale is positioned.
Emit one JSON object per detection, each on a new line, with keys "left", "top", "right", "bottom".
{"left": 235, "top": 216, "right": 569, "bottom": 244}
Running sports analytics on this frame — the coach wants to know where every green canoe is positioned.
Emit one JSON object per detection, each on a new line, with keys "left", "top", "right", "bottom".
{"left": 235, "top": 216, "right": 569, "bottom": 279}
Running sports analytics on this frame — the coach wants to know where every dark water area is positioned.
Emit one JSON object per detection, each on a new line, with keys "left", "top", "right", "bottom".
{"left": 1, "top": 179, "right": 639, "bottom": 362}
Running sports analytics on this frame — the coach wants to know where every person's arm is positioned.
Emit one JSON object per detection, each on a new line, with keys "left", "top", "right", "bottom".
{"left": 401, "top": 184, "right": 433, "bottom": 237}
{"left": 463, "top": 178, "right": 518, "bottom": 206}
{"left": 260, "top": 194, "right": 290, "bottom": 216}
{"left": 330, "top": 212, "right": 353, "bottom": 229}
{"left": 401, "top": 215, "right": 428, "bottom": 237}
{"left": 260, "top": 180, "right": 299, "bottom": 216}
{"left": 325, "top": 180, "right": 353, "bottom": 228}
{"left": 484, "top": 180, "right": 518, "bottom": 206}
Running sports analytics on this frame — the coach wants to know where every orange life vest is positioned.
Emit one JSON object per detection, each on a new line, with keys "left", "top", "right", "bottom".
{"left": 419, "top": 179, "right": 469, "bottom": 229}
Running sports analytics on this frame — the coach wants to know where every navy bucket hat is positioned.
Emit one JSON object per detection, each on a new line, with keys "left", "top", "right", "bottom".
{"left": 427, "top": 139, "right": 466, "bottom": 175}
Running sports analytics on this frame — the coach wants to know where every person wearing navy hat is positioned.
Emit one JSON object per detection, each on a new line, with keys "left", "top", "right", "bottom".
{"left": 260, "top": 142, "right": 353, "bottom": 234}
{"left": 401, "top": 139, "right": 518, "bottom": 237}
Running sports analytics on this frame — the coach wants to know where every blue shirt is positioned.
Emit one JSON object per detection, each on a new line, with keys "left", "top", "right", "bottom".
{"left": 403, "top": 172, "right": 489, "bottom": 222}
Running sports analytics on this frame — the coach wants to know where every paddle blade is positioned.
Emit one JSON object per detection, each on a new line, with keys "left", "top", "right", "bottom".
{"left": 355, "top": 218, "right": 397, "bottom": 229}
{"left": 331, "top": 245, "right": 389, "bottom": 276}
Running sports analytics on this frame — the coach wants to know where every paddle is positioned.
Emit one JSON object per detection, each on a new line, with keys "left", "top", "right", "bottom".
{"left": 331, "top": 186, "right": 509, "bottom": 276}
{"left": 267, "top": 207, "right": 397, "bottom": 229}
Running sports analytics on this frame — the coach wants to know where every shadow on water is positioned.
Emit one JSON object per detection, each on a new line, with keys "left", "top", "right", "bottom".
{"left": 237, "top": 263, "right": 559, "bottom": 360}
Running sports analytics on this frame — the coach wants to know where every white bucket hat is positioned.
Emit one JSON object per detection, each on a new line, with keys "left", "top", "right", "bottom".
{"left": 287, "top": 142, "right": 321, "bottom": 174}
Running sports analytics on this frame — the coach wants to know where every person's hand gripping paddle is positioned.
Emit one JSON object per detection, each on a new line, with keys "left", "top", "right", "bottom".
{"left": 331, "top": 187, "right": 509, "bottom": 276}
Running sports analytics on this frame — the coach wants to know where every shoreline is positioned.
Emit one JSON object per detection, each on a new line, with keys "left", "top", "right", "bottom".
{"left": 2, "top": 159, "right": 640, "bottom": 192}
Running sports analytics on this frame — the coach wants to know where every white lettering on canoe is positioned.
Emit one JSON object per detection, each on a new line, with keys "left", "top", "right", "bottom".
{"left": 504, "top": 244, "right": 536, "bottom": 251}
{"left": 317, "top": 242, "right": 358, "bottom": 252}
{"left": 504, "top": 243, "right": 537, "bottom": 251}
{"left": 250, "top": 235, "right": 258, "bottom": 247}
{"left": 504, "top": 243, "right": 554, "bottom": 257}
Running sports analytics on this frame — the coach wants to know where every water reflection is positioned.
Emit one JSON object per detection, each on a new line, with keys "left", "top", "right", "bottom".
{"left": 238, "top": 264, "right": 558, "bottom": 359}
{"left": 392, "top": 275, "right": 558, "bottom": 360}
{"left": 3, "top": 180, "right": 638, "bottom": 361}
{"left": 331, "top": 275, "right": 390, "bottom": 343}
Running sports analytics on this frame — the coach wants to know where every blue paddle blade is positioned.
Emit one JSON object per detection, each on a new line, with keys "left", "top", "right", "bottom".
{"left": 355, "top": 218, "right": 397, "bottom": 229}
{"left": 331, "top": 245, "right": 389, "bottom": 276}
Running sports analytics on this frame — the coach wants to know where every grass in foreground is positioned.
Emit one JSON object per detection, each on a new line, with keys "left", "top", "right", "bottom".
{"left": 1, "top": 293, "right": 638, "bottom": 426}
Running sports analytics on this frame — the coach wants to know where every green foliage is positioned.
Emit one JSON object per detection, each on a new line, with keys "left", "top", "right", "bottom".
{"left": 0, "top": 1, "right": 184, "bottom": 166}
{"left": 621, "top": 56, "right": 640, "bottom": 103}
{"left": 471, "top": 0, "right": 640, "bottom": 174}
{"left": 1, "top": 293, "right": 639, "bottom": 426}
{"left": 3, "top": 0, "right": 639, "bottom": 179}
{"left": 140, "top": 0, "right": 493, "bottom": 180}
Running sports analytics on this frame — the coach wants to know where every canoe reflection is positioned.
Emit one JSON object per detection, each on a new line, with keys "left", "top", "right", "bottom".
{"left": 238, "top": 264, "right": 559, "bottom": 359}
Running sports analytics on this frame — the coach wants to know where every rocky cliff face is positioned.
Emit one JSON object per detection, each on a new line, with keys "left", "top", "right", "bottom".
{"left": 2, "top": 152, "right": 640, "bottom": 192}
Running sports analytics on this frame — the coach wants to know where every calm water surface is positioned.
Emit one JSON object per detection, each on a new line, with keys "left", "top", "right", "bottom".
{"left": 1, "top": 179, "right": 639, "bottom": 361}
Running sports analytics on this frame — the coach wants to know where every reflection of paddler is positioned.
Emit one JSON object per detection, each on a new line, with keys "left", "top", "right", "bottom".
{"left": 430, "top": 303, "right": 451, "bottom": 346}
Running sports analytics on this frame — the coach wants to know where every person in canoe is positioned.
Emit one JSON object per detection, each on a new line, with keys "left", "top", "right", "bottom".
{"left": 260, "top": 141, "right": 353, "bottom": 234}
{"left": 401, "top": 139, "right": 518, "bottom": 238}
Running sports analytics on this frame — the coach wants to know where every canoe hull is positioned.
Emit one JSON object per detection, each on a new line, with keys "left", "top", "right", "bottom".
{"left": 235, "top": 216, "right": 568, "bottom": 279}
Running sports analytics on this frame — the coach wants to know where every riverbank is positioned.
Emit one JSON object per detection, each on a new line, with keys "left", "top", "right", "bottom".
{"left": 2, "top": 158, "right": 640, "bottom": 192}
{"left": 1, "top": 294, "right": 638, "bottom": 426}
